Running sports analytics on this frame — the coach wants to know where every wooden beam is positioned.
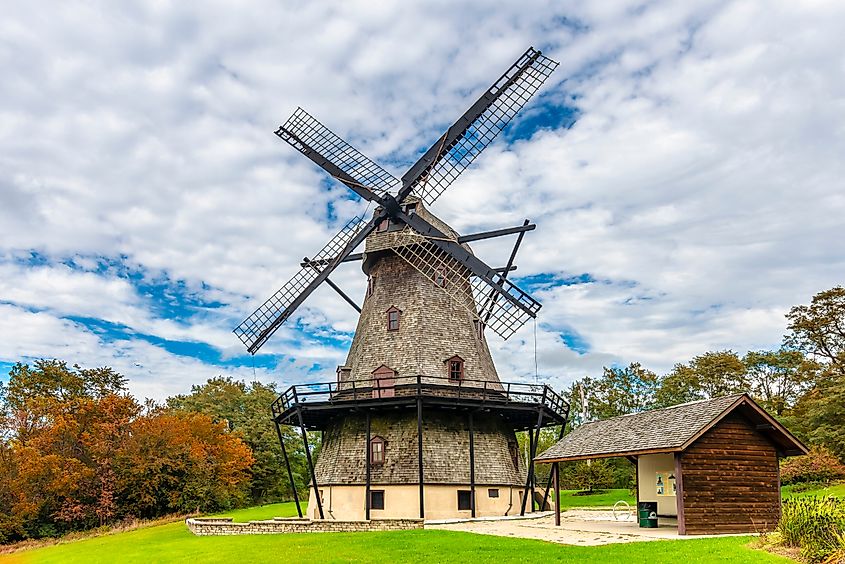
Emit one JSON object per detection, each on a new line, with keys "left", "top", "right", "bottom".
{"left": 553, "top": 462, "right": 561, "bottom": 526}
{"left": 274, "top": 420, "right": 302, "bottom": 518}
{"left": 365, "top": 411, "right": 371, "bottom": 521}
{"left": 675, "top": 452, "right": 686, "bottom": 535}
{"left": 417, "top": 396, "right": 425, "bottom": 519}
{"left": 469, "top": 411, "right": 476, "bottom": 518}
{"left": 536, "top": 446, "right": 683, "bottom": 464}
{"left": 297, "top": 407, "right": 324, "bottom": 519}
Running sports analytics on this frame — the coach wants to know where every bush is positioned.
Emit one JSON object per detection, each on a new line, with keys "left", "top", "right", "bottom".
{"left": 781, "top": 446, "right": 845, "bottom": 485}
{"left": 572, "top": 459, "right": 614, "bottom": 492}
{"left": 777, "top": 497, "right": 845, "bottom": 563}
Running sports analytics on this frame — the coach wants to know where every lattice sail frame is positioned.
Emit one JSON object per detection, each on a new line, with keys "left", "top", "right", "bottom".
{"left": 389, "top": 230, "right": 538, "bottom": 340}
{"left": 234, "top": 215, "right": 370, "bottom": 352}
{"left": 408, "top": 48, "right": 559, "bottom": 205}
{"left": 276, "top": 107, "right": 401, "bottom": 196}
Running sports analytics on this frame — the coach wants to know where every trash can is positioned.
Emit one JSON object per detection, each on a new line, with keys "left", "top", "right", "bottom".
{"left": 638, "top": 501, "right": 658, "bottom": 528}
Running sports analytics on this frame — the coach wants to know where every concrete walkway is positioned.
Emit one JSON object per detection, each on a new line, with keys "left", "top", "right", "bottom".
{"left": 427, "top": 510, "right": 731, "bottom": 546}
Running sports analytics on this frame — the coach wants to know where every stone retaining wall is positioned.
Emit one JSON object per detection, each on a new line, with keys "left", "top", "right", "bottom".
{"left": 185, "top": 517, "right": 423, "bottom": 536}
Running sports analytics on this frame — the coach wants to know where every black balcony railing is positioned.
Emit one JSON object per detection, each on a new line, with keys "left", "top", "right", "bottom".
{"left": 271, "top": 374, "right": 569, "bottom": 423}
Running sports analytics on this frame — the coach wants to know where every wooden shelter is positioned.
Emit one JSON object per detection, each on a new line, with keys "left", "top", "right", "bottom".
{"left": 536, "top": 394, "right": 807, "bottom": 534}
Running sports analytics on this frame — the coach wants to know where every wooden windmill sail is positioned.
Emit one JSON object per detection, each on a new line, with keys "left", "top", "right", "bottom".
{"left": 236, "top": 47, "right": 569, "bottom": 520}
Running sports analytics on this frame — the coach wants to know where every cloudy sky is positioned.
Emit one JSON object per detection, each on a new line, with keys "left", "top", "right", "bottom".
{"left": 1, "top": 0, "right": 843, "bottom": 400}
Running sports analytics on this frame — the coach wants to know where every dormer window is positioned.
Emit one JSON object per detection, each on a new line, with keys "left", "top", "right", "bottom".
{"left": 386, "top": 306, "right": 401, "bottom": 331}
{"left": 446, "top": 355, "right": 464, "bottom": 382}
{"left": 370, "top": 436, "right": 386, "bottom": 465}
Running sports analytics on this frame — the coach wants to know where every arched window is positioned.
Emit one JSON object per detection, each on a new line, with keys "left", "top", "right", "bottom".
{"left": 445, "top": 355, "right": 464, "bottom": 382}
{"left": 367, "top": 276, "right": 374, "bottom": 297}
{"left": 386, "top": 306, "right": 401, "bottom": 331}
{"left": 370, "top": 436, "right": 386, "bottom": 465}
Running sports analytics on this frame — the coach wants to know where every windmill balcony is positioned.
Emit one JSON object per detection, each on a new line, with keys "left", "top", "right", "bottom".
{"left": 271, "top": 374, "right": 569, "bottom": 432}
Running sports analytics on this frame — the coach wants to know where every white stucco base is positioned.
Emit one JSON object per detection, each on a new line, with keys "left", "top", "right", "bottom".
{"left": 305, "top": 484, "right": 526, "bottom": 520}
{"left": 637, "top": 453, "right": 678, "bottom": 517}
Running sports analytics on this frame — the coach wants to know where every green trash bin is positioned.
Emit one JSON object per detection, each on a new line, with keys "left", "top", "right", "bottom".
{"left": 638, "top": 501, "right": 658, "bottom": 528}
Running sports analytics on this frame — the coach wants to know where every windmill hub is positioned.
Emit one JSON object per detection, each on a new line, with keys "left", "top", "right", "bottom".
{"left": 236, "top": 47, "right": 569, "bottom": 520}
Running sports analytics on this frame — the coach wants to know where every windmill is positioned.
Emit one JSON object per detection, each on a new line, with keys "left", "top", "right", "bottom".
{"left": 235, "top": 47, "right": 569, "bottom": 521}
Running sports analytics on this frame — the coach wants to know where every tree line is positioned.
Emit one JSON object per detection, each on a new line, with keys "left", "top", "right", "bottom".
{"left": 546, "top": 285, "right": 845, "bottom": 491}
{"left": 0, "top": 364, "right": 312, "bottom": 544}
{"left": 2, "top": 285, "right": 842, "bottom": 541}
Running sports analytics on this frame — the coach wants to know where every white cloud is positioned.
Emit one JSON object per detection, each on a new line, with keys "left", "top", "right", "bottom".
{"left": 1, "top": 0, "right": 844, "bottom": 399}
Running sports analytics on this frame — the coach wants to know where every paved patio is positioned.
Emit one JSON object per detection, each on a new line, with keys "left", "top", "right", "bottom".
{"left": 426, "top": 510, "right": 735, "bottom": 546}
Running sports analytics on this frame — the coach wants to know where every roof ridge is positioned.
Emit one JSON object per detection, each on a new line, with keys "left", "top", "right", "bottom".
{"left": 580, "top": 393, "right": 747, "bottom": 424}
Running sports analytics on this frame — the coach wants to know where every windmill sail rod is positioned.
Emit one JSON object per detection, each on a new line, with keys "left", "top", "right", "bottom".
{"left": 303, "top": 258, "right": 362, "bottom": 313}
{"left": 397, "top": 47, "right": 543, "bottom": 201}
{"left": 245, "top": 214, "right": 384, "bottom": 354}
{"left": 483, "top": 219, "right": 530, "bottom": 324}
{"left": 276, "top": 127, "right": 386, "bottom": 205}
{"left": 300, "top": 224, "right": 535, "bottom": 267}
{"left": 398, "top": 210, "right": 540, "bottom": 318}
{"left": 457, "top": 223, "right": 535, "bottom": 243}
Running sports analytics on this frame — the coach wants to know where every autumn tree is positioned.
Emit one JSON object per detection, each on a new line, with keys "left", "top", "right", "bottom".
{"left": 167, "top": 377, "right": 307, "bottom": 504}
{"left": 0, "top": 360, "right": 255, "bottom": 542}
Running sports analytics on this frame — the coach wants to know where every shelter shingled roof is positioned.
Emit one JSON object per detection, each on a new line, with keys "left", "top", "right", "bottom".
{"left": 536, "top": 393, "right": 807, "bottom": 463}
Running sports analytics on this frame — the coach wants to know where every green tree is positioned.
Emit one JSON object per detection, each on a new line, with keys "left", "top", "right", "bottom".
{"left": 743, "top": 348, "right": 817, "bottom": 415}
{"left": 572, "top": 459, "right": 614, "bottom": 492}
{"left": 782, "top": 287, "right": 845, "bottom": 461}
{"left": 785, "top": 285, "right": 845, "bottom": 368}
{"left": 587, "top": 363, "right": 660, "bottom": 420}
{"left": 656, "top": 350, "right": 748, "bottom": 406}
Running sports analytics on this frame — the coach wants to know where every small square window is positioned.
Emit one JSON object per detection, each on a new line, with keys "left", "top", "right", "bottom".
{"left": 457, "top": 490, "right": 472, "bottom": 511}
{"left": 377, "top": 219, "right": 389, "bottom": 233}
{"left": 370, "top": 437, "right": 385, "bottom": 465}
{"left": 434, "top": 267, "right": 447, "bottom": 287}
{"left": 404, "top": 203, "right": 417, "bottom": 215}
{"left": 488, "top": 488, "right": 499, "bottom": 498}
{"left": 448, "top": 358, "right": 464, "bottom": 382}
{"left": 370, "top": 490, "right": 385, "bottom": 510}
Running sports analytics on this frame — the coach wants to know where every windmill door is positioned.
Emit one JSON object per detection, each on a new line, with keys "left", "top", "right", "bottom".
{"left": 372, "top": 366, "right": 396, "bottom": 399}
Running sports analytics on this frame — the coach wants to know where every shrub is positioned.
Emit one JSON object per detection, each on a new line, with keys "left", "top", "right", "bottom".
{"left": 777, "top": 497, "right": 845, "bottom": 563}
{"left": 781, "top": 446, "right": 845, "bottom": 485}
{"left": 572, "top": 459, "right": 614, "bottom": 492}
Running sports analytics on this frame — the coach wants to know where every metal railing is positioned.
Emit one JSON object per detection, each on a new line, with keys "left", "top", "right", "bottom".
{"left": 271, "top": 374, "right": 568, "bottom": 422}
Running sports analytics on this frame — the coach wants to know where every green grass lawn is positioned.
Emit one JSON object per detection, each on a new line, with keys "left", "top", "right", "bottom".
{"left": 0, "top": 524, "right": 792, "bottom": 564}
{"left": 9, "top": 485, "right": 843, "bottom": 563}
{"left": 556, "top": 488, "right": 635, "bottom": 508}
{"left": 781, "top": 482, "right": 845, "bottom": 500}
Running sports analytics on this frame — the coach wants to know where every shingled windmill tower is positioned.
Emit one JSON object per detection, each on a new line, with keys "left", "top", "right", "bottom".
{"left": 235, "top": 47, "right": 569, "bottom": 520}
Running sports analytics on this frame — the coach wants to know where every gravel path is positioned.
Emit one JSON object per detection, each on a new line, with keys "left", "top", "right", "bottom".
{"left": 426, "top": 510, "right": 688, "bottom": 546}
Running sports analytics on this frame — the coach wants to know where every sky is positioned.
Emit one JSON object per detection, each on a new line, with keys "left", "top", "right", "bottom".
{"left": 1, "top": 0, "right": 844, "bottom": 401}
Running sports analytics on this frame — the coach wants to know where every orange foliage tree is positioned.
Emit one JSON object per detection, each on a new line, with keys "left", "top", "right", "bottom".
{"left": 0, "top": 360, "right": 254, "bottom": 542}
